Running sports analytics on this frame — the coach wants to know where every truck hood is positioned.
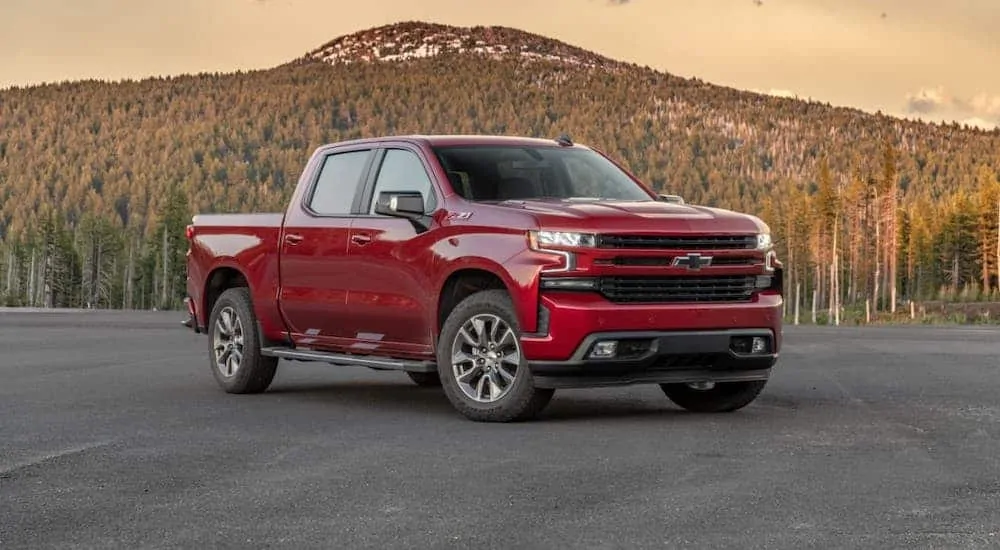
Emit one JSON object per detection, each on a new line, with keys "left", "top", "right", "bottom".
{"left": 491, "top": 199, "right": 767, "bottom": 234}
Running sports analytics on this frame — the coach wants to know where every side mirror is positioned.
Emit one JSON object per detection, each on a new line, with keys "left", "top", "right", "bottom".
{"left": 657, "top": 193, "right": 685, "bottom": 204}
{"left": 374, "top": 190, "right": 425, "bottom": 218}
{"left": 374, "top": 190, "right": 431, "bottom": 233}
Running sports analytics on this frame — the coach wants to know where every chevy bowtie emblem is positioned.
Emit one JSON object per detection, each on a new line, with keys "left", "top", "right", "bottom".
{"left": 672, "top": 253, "right": 713, "bottom": 270}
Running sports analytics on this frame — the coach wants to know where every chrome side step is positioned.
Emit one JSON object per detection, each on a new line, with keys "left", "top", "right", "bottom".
{"left": 260, "top": 347, "right": 437, "bottom": 373}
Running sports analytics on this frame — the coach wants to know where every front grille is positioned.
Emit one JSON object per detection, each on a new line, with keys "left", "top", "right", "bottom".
{"left": 595, "top": 256, "right": 757, "bottom": 267}
{"left": 598, "top": 275, "right": 756, "bottom": 303}
{"left": 597, "top": 234, "right": 758, "bottom": 250}
{"left": 708, "top": 256, "right": 757, "bottom": 266}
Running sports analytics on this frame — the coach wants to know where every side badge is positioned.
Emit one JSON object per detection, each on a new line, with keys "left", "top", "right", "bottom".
{"left": 446, "top": 212, "right": 473, "bottom": 221}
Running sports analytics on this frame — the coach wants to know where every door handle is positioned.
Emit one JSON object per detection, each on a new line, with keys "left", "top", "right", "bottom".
{"left": 284, "top": 233, "right": 304, "bottom": 245}
{"left": 350, "top": 233, "right": 372, "bottom": 246}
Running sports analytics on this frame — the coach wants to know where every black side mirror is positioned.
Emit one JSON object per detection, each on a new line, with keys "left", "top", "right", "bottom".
{"left": 375, "top": 190, "right": 425, "bottom": 217}
{"left": 374, "top": 191, "right": 431, "bottom": 232}
{"left": 657, "top": 193, "right": 685, "bottom": 204}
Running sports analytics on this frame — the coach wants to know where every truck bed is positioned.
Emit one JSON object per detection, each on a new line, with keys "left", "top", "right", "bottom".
{"left": 186, "top": 212, "right": 287, "bottom": 339}
{"left": 191, "top": 212, "right": 285, "bottom": 229}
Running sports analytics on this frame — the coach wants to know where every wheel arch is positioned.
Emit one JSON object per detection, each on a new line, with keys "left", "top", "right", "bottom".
{"left": 437, "top": 267, "right": 511, "bottom": 332}
{"left": 434, "top": 251, "right": 544, "bottom": 339}
{"left": 203, "top": 264, "right": 250, "bottom": 329}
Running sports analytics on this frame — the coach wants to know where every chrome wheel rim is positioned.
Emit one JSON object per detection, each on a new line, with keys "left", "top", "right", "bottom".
{"left": 212, "top": 306, "right": 245, "bottom": 378}
{"left": 451, "top": 313, "right": 521, "bottom": 403}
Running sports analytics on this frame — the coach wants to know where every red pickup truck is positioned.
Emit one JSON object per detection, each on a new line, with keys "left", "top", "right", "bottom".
{"left": 184, "top": 134, "right": 783, "bottom": 422}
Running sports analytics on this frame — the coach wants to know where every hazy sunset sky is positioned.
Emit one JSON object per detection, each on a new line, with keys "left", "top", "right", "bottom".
{"left": 2, "top": 0, "right": 998, "bottom": 129}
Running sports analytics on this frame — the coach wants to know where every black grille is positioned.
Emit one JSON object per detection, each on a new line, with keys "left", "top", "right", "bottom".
{"left": 604, "top": 257, "right": 671, "bottom": 266}
{"left": 599, "top": 275, "right": 756, "bottom": 303}
{"left": 596, "top": 256, "right": 756, "bottom": 267}
{"left": 708, "top": 256, "right": 757, "bottom": 266}
{"left": 597, "top": 234, "right": 757, "bottom": 250}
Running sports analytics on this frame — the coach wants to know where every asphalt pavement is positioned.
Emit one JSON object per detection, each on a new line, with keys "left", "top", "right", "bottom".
{"left": 1, "top": 309, "right": 999, "bottom": 549}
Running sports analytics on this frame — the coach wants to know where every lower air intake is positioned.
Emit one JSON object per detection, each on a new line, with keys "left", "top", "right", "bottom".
{"left": 598, "top": 275, "right": 756, "bottom": 303}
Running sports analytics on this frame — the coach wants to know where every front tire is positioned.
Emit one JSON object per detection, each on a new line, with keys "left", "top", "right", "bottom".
{"left": 208, "top": 286, "right": 278, "bottom": 394}
{"left": 436, "top": 289, "right": 554, "bottom": 422}
{"left": 659, "top": 380, "right": 768, "bottom": 413}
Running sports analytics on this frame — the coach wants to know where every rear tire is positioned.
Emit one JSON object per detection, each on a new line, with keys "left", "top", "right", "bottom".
{"left": 437, "top": 289, "right": 554, "bottom": 422}
{"left": 207, "top": 286, "right": 278, "bottom": 394}
{"left": 659, "top": 380, "right": 767, "bottom": 413}
{"left": 406, "top": 371, "right": 441, "bottom": 387}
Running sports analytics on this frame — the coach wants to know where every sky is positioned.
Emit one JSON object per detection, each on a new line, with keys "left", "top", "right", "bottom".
{"left": 2, "top": 0, "right": 998, "bottom": 129}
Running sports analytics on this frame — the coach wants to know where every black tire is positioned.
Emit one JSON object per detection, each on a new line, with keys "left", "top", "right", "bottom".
{"left": 406, "top": 371, "right": 442, "bottom": 387}
{"left": 207, "top": 286, "right": 278, "bottom": 394}
{"left": 659, "top": 380, "right": 768, "bottom": 413}
{"left": 436, "top": 289, "right": 554, "bottom": 422}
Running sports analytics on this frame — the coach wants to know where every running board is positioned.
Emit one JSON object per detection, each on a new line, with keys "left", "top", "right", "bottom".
{"left": 260, "top": 347, "right": 437, "bottom": 373}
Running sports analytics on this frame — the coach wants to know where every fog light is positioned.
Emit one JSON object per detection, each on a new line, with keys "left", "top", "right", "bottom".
{"left": 589, "top": 340, "right": 618, "bottom": 359}
{"left": 616, "top": 338, "right": 654, "bottom": 360}
{"left": 730, "top": 335, "right": 770, "bottom": 354}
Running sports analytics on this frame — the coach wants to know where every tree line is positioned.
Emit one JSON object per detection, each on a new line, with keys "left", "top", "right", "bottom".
{"left": 2, "top": 185, "right": 189, "bottom": 310}
{"left": 763, "top": 142, "right": 1000, "bottom": 324}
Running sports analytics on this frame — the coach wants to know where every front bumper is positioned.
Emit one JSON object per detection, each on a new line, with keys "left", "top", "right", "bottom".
{"left": 520, "top": 291, "right": 782, "bottom": 389}
{"left": 528, "top": 328, "right": 777, "bottom": 389}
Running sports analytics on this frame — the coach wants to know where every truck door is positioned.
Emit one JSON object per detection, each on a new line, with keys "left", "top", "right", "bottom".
{"left": 344, "top": 145, "right": 441, "bottom": 358}
{"left": 278, "top": 145, "right": 375, "bottom": 348}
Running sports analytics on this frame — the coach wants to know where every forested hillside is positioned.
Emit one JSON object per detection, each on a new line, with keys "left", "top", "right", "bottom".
{"left": 1, "top": 22, "right": 998, "bottom": 322}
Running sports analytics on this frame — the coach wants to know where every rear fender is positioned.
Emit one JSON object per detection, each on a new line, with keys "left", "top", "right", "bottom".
{"left": 188, "top": 232, "right": 288, "bottom": 343}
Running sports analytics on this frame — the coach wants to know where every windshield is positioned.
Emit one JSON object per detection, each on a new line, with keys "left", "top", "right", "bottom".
{"left": 431, "top": 145, "right": 655, "bottom": 203}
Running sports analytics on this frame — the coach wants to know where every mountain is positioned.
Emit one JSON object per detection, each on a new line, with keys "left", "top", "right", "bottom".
{"left": 0, "top": 21, "right": 998, "bottom": 316}
{"left": 301, "top": 21, "right": 630, "bottom": 72}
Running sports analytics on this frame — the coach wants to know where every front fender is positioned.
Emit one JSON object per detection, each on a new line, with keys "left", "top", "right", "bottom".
{"left": 430, "top": 230, "right": 548, "bottom": 333}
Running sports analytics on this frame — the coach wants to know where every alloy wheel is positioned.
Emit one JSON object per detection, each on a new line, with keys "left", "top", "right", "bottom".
{"left": 450, "top": 313, "right": 521, "bottom": 403}
{"left": 212, "top": 306, "right": 245, "bottom": 378}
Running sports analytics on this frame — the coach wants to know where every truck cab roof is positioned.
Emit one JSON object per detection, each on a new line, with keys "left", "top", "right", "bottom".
{"left": 320, "top": 134, "right": 586, "bottom": 150}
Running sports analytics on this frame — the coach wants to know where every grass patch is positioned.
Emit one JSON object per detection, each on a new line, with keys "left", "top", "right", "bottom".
{"left": 785, "top": 301, "right": 1000, "bottom": 326}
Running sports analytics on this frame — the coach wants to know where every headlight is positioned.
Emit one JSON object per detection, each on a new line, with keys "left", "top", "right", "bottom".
{"left": 527, "top": 230, "right": 594, "bottom": 273}
{"left": 756, "top": 233, "right": 773, "bottom": 250}
{"left": 528, "top": 230, "right": 596, "bottom": 249}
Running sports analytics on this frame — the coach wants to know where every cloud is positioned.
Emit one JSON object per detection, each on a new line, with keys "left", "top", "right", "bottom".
{"left": 960, "top": 117, "right": 999, "bottom": 130}
{"left": 904, "top": 86, "right": 948, "bottom": 114}
{"left": 970, "top": 93, "right": 1000, "bottom": 118}
{"left": 904, "top": 86, "right": 1000, "bottom": 126}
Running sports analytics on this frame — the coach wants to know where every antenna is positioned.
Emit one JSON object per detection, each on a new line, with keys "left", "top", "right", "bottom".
{"left": 554, "top": 133, "right": 574, "bottom": 147}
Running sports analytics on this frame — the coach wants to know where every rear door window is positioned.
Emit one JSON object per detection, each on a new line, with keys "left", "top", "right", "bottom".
{"left": 308, "top": 149, "right": 373, "bottom": 215}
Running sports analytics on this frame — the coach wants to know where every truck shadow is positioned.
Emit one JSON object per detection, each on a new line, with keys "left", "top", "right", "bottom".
{"left": 264, "top": 381, "right": 459, "bottom": 417}
{"left": 538, "top": 392, "right": 804, "bottom": 422}
{"left": 261, "top": 380, "right": 802, "bottom": 423}
{"left": 539, "top": 396, "right": 685, "bottom": 422}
